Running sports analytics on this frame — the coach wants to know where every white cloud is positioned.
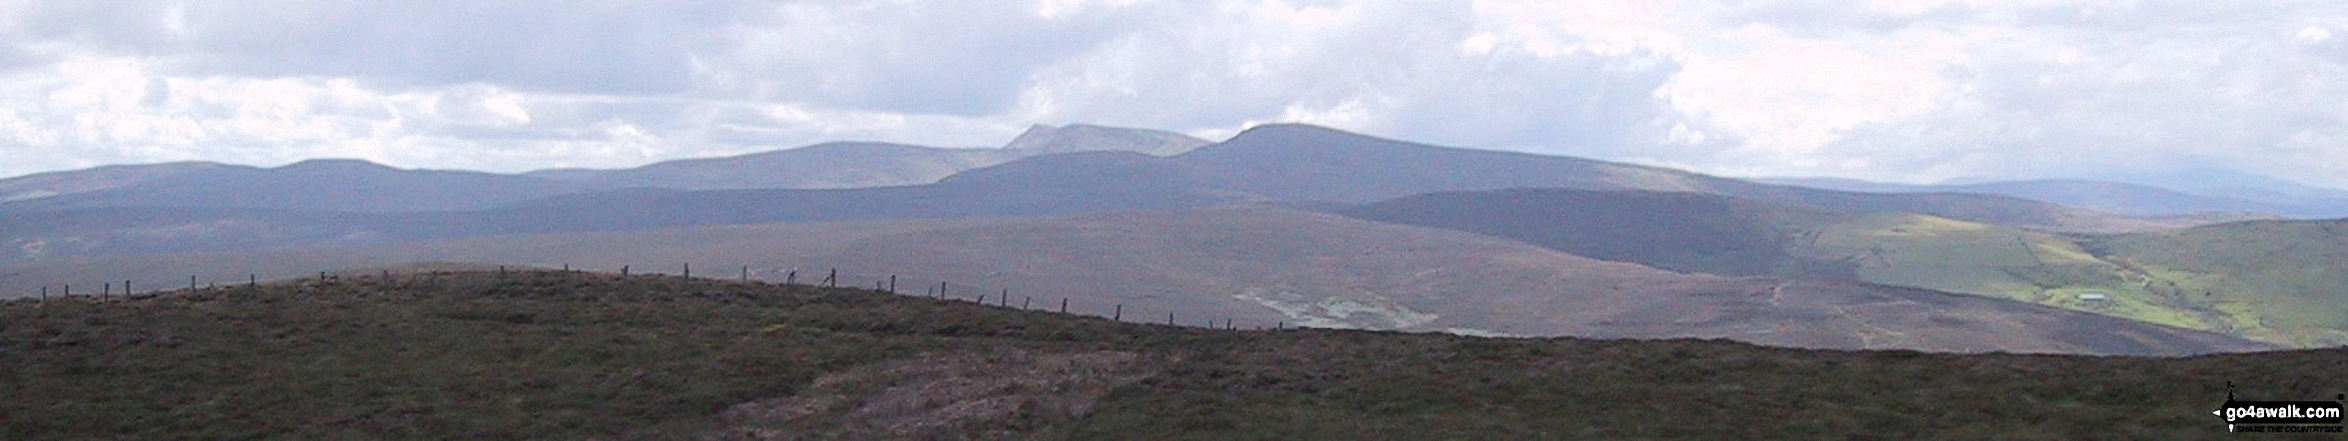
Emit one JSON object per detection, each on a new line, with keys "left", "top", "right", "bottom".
{"left": 0, "top": 0, "right": 2342, "bottom": 190}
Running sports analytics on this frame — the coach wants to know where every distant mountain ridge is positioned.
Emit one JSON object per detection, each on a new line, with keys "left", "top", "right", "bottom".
{"left": 1760, "top": 176, "right": 2344, "bottom": 218}
{"left": 0, "top": 123, "right": 2253, "bottom": 267}
{"left": 0, "top": 159, "right": 579, "bottom": 213}
{"left": 0, "top": 124, "right": 1211, "bottom": 213}
{"left": 526, "top": 142, "right": 1028, "bottom": 191}
{"left": 1003, "top": 123, "right": 1210, "bottom": 156}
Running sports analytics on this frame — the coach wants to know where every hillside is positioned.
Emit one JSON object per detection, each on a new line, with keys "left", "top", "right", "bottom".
{"left": 0, "top": 208, "right": 2269, "bottom": 355}
{"left": 1794, "top": 214, "right": 2348, "bottom": 347}
{"left": 2092, "top": 219, "right": 2348, "bottom": 346}
{"left": 1330, "top": 188, "right": 2348, "bottom": 348}
{"left": 1340, "top": 188, "right": 1849, "bottom": 277}
{"left": 1760, "top": 177, "right": 2287, "bottom": 217}
{"left": 0, "top": 159, "right": 581, "bottom": 214}
{"left": 0, "top": 161, "right": 230, "bottom": 203}
{"left": 1183, "top": 124, "right": 2207, "bottom": 234}
{"left": 535, "top": 142, "right": 1028, "bottom": 191}
{"left": 1, "top": 270, "right": 2336, "bottom": 439}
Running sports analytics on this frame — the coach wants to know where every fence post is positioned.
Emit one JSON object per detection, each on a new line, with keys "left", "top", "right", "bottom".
{"left": 977, "top": 292, "right": 987, "bottom": 305}
{"left": 743, "top": 266, "right": 750, "bottom": 283}
{"left": 125, "top": 280, "right": 132, "bottom": 297}
{"left": 826, "top": 268, "right": 837, "bottom": 287}
{"left": 787, "top": 270, "right": 796, "bottom": 285}
{"left": 1000, "top": 289, "right": 1009, "bottom": 307}
{"left": 1168, "top": 312, "right": 1175, "bottom": 326}
{"left": 249, "top": 274, "right": 257, "bottom": 288}
{"left": 938, "top": 282, "right": 947, "bottom": 299}
{"left": 1022, "top": 296, "right": 1031, "bottom": 309}
{"left": 683, "top": 263, "right": 690, "bottom": 279}
{"left": 190, "top": 275, "right": 198, "bottom": 292}
{"left": 1060, "top": 298, "right": 1068, "bottom": 313}
{"left": 888, "top": 275, "right": 896, "bottom": 293}
{"left": 621, "top": 266, "right": 629, "bottom": 277}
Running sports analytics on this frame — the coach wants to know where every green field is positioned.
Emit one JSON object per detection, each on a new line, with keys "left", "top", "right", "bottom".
{"left": 1804, "top": 215, "right": 2348, "bottom": 347}
{"left": 4, "top": 270, "right": 2342, "bottom": 439}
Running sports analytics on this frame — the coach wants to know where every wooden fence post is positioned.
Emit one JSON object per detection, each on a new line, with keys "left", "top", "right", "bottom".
{"left": 683, "top": 263, "right": 691, "bottom": 279}
{"left": 1167, "top": 312, "right": 1175, "bottom": 326}
{"left": 888, "top": 275, "right": 896, "bottom": 293}
{"left": 621, "top": 266, "right": 629, "bottom": 277}
{"left": 1113, "top": 304, "right": 1121, "bottom": 321}
{"left": 190, "top": 275, "right": 198, "bottom": 292}
{"left": 1000, "top": 289, "right": 1009, "bottom": 307}
{"left": 1022, "top": 296, "right": 1031, "bottom": 309}
{"left": 743, "top": 266, "right": 750, "bottom": 282}
{"left": 787, "top": 270, "right": 796, "bottom": 285}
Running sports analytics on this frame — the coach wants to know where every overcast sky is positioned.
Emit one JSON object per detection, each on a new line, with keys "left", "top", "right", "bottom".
{"left": 0, "top": 0, "right": 2342, "bottom": 188}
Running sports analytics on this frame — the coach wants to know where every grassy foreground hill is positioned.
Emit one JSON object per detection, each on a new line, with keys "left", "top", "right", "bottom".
{"left": 4, "top": 270, "right": 2341, "bottom": 439}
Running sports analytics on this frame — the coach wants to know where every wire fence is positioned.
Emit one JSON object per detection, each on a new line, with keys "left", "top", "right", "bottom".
{"left": 7, "top": 263, "right": 1292, "bottom": 331}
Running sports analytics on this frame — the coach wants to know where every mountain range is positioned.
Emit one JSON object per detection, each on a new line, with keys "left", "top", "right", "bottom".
{"left": 1, "top": 123, "right": 2340, "bottom": 352}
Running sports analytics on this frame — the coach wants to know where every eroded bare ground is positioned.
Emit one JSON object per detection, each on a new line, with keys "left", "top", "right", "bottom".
{"left": 702, "top": 349, "right": 1164, "bottom": 440}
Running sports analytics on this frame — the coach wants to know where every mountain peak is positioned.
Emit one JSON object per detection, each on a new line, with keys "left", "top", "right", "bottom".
{"left": 1002, "top": 123, "right": 1209, "bottom": 156}
{"left": 277, "top": 158, "right": 399, "bottom": 172}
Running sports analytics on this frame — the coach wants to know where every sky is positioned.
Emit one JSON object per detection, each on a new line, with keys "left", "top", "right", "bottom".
{"left": 0, "top": 0, "right": 2343, "bottom": 188}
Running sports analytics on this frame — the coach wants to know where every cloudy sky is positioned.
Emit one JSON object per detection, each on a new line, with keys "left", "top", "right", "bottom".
{"left": 0, "top": 0, "right": 2342, "bottom": 188}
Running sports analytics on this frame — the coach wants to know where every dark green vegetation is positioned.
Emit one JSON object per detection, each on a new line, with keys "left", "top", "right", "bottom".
{"left": 4, "top": 270, "right": 2340, "bottom": 439}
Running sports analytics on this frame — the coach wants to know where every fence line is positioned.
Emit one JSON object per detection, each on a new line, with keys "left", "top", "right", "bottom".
{"left": 12, "top": 263, "right": 1282, "bottom": 331}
